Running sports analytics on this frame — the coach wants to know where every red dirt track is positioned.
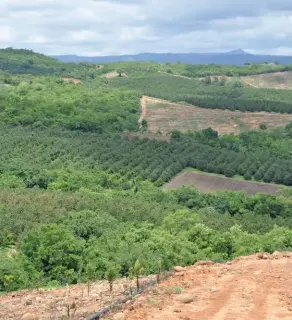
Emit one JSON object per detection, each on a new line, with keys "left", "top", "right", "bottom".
{"left": 115, "top": 252, "right": 292, "bottom": 320}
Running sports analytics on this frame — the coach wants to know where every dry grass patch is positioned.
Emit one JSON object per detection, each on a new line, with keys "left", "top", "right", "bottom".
{"left": 241, "top": 72, "right": 292, "bottom": 89}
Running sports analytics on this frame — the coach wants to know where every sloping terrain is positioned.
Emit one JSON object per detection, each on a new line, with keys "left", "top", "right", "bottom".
{"left": 112, "top": 252, "right": 292, "bottom": 320}
{"left": 0, "top": 276, "right": 156, "bottom": 320}
{"left": 242, "top": 72, "right": 292, "bottom": 89}
{"left": 142, "top": 96, "right": 292, "bottom": 135}
{"left": 164, "top": 172, "right": 280, "bottom": 195}
{"left": 2, "top": 253, "right": 291, "bottom": 320}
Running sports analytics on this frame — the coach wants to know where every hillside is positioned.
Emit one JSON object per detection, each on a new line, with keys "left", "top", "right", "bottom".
{"left": 242, "top": 71, "right": 292, "bottom": 89}
{"left": 1, "top": 252, "right": 291, "bottom": 319}
{"left": 141, "top": 96, "right": 292, "bottom": 135}
{"left": 1, "top": 48, "right": 292, "bottom": 309}
{"left": 53, "top": 50, "right": 292, "bottom": 66}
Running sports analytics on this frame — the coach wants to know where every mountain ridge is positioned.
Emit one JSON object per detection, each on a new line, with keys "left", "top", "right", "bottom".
{"left": 52, "top": 49, "right": 292, "bottom": 66}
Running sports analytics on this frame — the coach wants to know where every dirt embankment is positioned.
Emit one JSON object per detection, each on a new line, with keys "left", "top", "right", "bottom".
{"left": 111, "top": 252, "right": 292, "bottom": 320}
{"left": 2, "top": 253, "right": 291, "bottom": 320}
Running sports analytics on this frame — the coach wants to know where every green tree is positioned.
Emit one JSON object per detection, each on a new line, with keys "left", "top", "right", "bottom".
{"left": 105, "top": 265, "right": 120, "bottom": 292}
{"left": 129, "top": 259, "right": 145, "bottom": 289}
{"left": 21, "top": 224, "right": 85, "bottom": 283}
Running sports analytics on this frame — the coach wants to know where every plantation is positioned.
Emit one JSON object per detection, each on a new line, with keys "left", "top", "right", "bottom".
{"left": 109, "top": 75, "right": 292, "bottom": 113}
{"left": 1, "top": 48, "right": 292, "bottom": 294}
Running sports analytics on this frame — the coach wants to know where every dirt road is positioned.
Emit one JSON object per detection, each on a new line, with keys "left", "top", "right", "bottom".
{"left": 139, "top": 95, "right": 185, "bottom": 126}
{"left": 118, "top": 253, "right": 292, "bottom": 320}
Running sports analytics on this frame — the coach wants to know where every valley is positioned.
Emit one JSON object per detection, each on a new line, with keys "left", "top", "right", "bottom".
{"left": 1, "top": 48, "right": 292, "bottom": 320}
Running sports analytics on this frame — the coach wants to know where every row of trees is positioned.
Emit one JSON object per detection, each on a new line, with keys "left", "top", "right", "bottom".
{"left": 110, "top": 75, "right": 292, "bottom": 113}
{"left": 3, "top": 124, "right": 292, "bottom": 192}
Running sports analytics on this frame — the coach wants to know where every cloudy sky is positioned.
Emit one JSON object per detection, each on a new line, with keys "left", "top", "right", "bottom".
{"left": 1, "top": 0, "right": 292, "bottom": 56}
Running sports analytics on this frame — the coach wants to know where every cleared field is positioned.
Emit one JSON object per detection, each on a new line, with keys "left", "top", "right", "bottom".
{"left": 242, "top": 71, "right": 292, "bottom": 89}
{"left": 164, "top": 172, "right": 280, "bottom": 195}
{"left": 144, "top": 96, "right": 292, "bottom": 135}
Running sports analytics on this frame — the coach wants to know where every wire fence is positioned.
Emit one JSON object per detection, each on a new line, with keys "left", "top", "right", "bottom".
{"left": 88, "top": 271, "right": 174, "bottom": 320}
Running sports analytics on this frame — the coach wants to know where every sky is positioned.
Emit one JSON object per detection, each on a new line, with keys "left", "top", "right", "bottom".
{"left": 1, "top": 0, "right": 292, "bottom": 56}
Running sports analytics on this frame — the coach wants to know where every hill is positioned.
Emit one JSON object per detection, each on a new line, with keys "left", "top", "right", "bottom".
{"left": 53, "top": 50, "right": 292, "bottom": 66}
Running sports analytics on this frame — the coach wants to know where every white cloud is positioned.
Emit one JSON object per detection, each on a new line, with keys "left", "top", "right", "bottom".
{"left": 0, "top": 26, "right": 13, "bottom": 43}
{"left": 1, "top": 0, "right": 292, "bottom": 55}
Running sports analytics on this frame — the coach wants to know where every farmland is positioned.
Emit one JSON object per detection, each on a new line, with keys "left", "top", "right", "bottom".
{"left": 242, "top": 71, "right": 292, "bottom": 89}
{"left": 2, "top": 48, "right": 292, "bottom": 300}
{"left": 142, "top": 96, "right": 292, "bottom": 135}
{"left": 164, "top": 171, "right": 280, "bottom": 195}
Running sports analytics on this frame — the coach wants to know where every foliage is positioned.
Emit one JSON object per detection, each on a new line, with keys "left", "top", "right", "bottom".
{"left": 109, "top": 75, "right": 292, "bottom": 114}
{"left": 0, "top": 76, "right": 139, "bottom": 133}
{"left": 1, "top": 48, "right": 292, "bottom": 293}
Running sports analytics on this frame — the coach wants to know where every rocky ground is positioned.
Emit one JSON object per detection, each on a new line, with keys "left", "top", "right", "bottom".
{"left": 1, "top": 252, "right": 292, "bottom": 320}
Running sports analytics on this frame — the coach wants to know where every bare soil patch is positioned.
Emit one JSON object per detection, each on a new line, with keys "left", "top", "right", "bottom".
{"left": 104, "top": 72, "right": 128, "bottom": 79}
{"left": 143, "top": 96, "right": 292, "bottom": 135}
{"left": 63, "top": 78, "right": 81, "bottom": 85}
{"left": 113, "top": 252, "right": 292, "bottom": 320}
{"left": 0, "top": 276, "right": 156, "bottom": 320}
{"left": 63, "top": 78, "right": 81, "bottom": 84}
{"left": 164, "top": 172, "right": 280, "bottom": 195}
{"left": 1, "top": 253, "right": 292, "bottom": 320}
{"left": 241, "top": 72, "right": 292, "bottom": 89}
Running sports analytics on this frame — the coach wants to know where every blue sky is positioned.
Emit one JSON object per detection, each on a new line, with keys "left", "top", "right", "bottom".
{"left": 1, "top": 0, "right": 292, "bottom": 56}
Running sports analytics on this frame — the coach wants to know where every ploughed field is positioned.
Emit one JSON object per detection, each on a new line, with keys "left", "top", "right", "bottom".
{"left": 164, "top": 172, "right": 280, "bottom": 195}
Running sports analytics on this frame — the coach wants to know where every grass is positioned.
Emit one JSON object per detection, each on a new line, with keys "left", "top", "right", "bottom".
{"left": 168, "top": 286, "right": 184, "bottom": 294}
{"left": 241, "top": 71, "right": 292, "bottom": 90}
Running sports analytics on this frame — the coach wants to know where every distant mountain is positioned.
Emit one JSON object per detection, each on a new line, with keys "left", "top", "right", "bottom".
{"left": 225, "top": 49, "right": 251, "bottom": 55}
{"left": 52, "top": 50, "right": 292, "bottom": 66}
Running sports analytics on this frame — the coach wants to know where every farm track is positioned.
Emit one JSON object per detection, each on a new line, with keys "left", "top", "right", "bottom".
{"left": 113, "top": 252, "right": 292, "bottom": 320}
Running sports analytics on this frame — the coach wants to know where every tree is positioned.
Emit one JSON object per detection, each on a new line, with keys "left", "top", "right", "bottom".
{"left": 129, "top": 259, "right": 145, "bottom": 289}
{"left": 105, "top": 265, "right": 120, "bottom": 292}
{"left": 219, "top": 76, "right": 227, "bottom": 86}
{"left": 204, "top": 76, "right": 212, "bottom": 85}
{"left": 21, "top": 224, "right": 85, "bottom": 283}
{"left": 259, "top": 123, "right": 267, "bottom": 130}
{"left": 171, "top": 130, "right": 181, "bottom": 140}
{"left": 141, "top": 119, "right": 148, "bottom": 130}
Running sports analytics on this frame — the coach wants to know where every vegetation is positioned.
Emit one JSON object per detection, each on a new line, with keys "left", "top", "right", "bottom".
{"left": 109, "top": 75, "right": 292, "bottom": 113}
{"left": 1, "top": 48, "right": 292, "bottom": 293}
{"left": 0, "top": 75, "right": 139, "bottom": 133}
